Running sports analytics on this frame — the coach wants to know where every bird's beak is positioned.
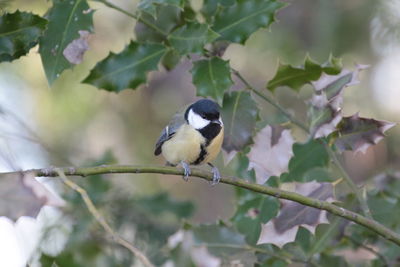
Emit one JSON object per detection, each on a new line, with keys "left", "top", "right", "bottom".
{"left": 212, "top": 118, "right": 223, "bottom": 126}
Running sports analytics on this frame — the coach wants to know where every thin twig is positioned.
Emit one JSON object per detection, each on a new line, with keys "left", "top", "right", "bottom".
{"left": 56, "top": 169, "right": 155, "bottom": 267}
{"left": 232, "top": 69, "right": 372, "bottom": 218}
{"left": 10, "top": 164, "right": 400, "bottom": 247}
{"left": 95, "top": 0, "right": 167, "bottom": 36}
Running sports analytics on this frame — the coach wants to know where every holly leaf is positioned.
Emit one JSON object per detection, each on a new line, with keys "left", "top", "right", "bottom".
{"left": 248, "top": 125, "right": 294, "bottom": 184}
{"left": 0, "top": 173, "right": 64, "bottom": 220}
{"left": 221, "top": 91, "right": 258, "bottom": 152}
{"left": 212, "top": 0, "right": 285, "bottom": 44}
{"left": 168, "top": 22, "right": 219, "bottom": 54}
{"left": 308, "top": 64, "right": 368, "bottom": 138}
{"left": 135, "top": 4, "right": 181, "bottom": 44}
{"left": 39, "top": 0, "right": 94, "bottom": 85}
{"left": 191, "top": 57, "right": 233, "bottom": 105}
{"left": 201, "top": 0, "right": 235, "bottom": 22}
{"left": 267, "top": 56, "right": 342, "bottom": 92}
{"left": 160, "top": 48, "right": 181, "bottom": 70}
{"left": 231, "top": 195, "right": 279, "bottom": 245}
{"left": 257, "top": 182, "right": 333, "bottom": 248}
{"left": 281, "top": 139, "right": 329, "bottom": 182}
{"left": 137, "top": 0, "right": 183, "bottom": 18}
{"left": 82, "top": 42, "right": 166, "bottom": 92}
{"left": 0, "top": 11, "right": 47, "bottom": 62}
{"left": 334, "top": 114, "right": 395, "bottom": 154}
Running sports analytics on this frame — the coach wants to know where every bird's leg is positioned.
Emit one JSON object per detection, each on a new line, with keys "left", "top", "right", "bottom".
{"left": 180, "top": 161, "right": 191, "bottom": 181}
{"left": 208, "top": 163, "right": 221, "bottom": 185}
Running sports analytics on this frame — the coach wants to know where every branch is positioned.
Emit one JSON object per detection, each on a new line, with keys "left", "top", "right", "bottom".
{"left": 56, "top": 169, "right": 155, "bottom": 267}
{"left": 10, "top": 164, "right": 400, "bottom": 247}
{"left": 232, "top": 69, "right": 372, "bottom": 219}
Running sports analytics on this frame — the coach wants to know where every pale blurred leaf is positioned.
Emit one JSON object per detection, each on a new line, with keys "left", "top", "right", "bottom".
{"left": 257, "top": 182, "right": 333, "bottom": 247}
{"left": 248, "top": 125, "right": 294, "bottom": 184}
{"left": 0, "top": 173, "right": 63, "bottom": 220}
{"left": 62, "top": 30, "right": 90, "bottom": 65}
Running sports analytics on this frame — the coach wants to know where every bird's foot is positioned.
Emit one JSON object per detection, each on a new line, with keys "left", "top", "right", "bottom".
{"left": 208, "top": 163, "right": 221, "bottom": 185}
{"left": 180, "top": 161, "right": 191, "bottom": 181}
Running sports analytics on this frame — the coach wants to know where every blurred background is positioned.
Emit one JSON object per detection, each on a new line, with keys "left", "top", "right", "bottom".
{"left": 1, "top": 0, "right": 399, "bottom": 266}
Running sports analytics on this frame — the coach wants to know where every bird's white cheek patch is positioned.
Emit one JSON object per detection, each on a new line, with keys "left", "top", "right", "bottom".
{"left": 188, "top": 109, "right": 209, "bottom": 129}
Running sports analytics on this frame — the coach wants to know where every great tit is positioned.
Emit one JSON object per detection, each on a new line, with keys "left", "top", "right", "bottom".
{"left": 154, "top": 99, "right": 224, "bottom": 185}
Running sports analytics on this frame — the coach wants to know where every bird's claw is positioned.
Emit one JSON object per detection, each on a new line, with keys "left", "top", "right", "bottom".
{"left": 181, "top": 161, "right": 191, "bottom": 181}
{"left": 210, "top": 166, "right": 221, "bottom": 186}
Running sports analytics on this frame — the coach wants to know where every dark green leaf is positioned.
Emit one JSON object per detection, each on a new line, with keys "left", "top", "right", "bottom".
{"left": 334, "top": 114, "right": 395, "bottom": 153}
{"left": 137, "top": 0, "right": 183, "bottom": 18}
{"left": 0, "top": 11, "right": 47, "bottom": 62}
{"left": 201, "top": 0, "right": 235, "bottom": 22}
{"left": 212, "top": 0, "right": 285, "bottom": 44}
{"left": 221, "top": 91, "right": 258, "bottom": 152}
{"left": 231, "top": 196, "right": 279, "bottom": 245}
{"left": 281, "top": 139, "right": 329, "bottom": 182}
{"left": 161, "top": 48, "right": 181, "bottom": 70}
{"left": 191, "top": 57, "right": 232, "bottom": 105}
{"left": 135, "top": 4, "right": 181, "bottom": 43}
{"left": 267, "top": 56, "right": 342, "bottom": 92}
{"left": 39, "top": 0, "right": 94, "bottom": 85}
{"left": 83, "top": 42, "right": 166, "bottom": 92}
{"left": 168, "top": 22, "right": 219, "bottom": 54}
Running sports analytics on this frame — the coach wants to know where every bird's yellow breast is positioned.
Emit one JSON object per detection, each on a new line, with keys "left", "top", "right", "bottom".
{"left": 161, "top": 124, "right": 205, "bottom": 165}
{"left": 161, "top": 124, "right": 224, "bottom": 166}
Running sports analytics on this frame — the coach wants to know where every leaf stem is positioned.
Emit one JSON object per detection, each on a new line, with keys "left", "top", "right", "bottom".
{"left": 10, "top": 164, "right": 400, "bottom": 247}
{"left": 232, "top": 69, "right": 308, "bottom": 132}
{"left": 95, "top": 0, "right": 167, "bottom": 36}
{"left": 56, "top": 169, "right": 155, "bottom": 267}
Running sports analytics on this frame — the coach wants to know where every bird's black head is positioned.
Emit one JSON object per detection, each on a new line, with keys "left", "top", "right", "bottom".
{"left": 185, "top": 99, "right": 220, "bottom": 122}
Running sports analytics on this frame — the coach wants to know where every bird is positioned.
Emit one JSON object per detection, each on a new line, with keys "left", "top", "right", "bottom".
{"left": 154, "top": 99, "right": 224, "bottom": 185}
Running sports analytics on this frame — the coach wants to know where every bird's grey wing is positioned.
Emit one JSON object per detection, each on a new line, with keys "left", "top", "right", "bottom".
{"left": 154, "top": 111, "right": 186, "bottom": 155}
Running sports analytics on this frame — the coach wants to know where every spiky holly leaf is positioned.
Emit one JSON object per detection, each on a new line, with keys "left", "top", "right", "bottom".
{"left": 83, "top": 42, "right": 166, "bottom": 92}
{"left": 0, "top": 173, "right": 64, "bottom": 220}
{"left": 221, "top": 91, "right": 258, "bottom": 152}
{"left": 258, "top": 182, "right": 333, "bottom": 248}
{"left": 135, "top": 4, "right": 181, "bottom": 44}
{"left": 0, "top": 11, "right": 47, "bottom": 62}
{"left": 280, "top": 139, "right": 329, "bottom": 182}
{"left": 201, "top": 0, "right": 235, "bottom": 22}
{"left": 191, "top": 57, "right": 233, "bottom": 105}
{"left": 308, "top": 65, "right": 367, "bottom": 138}
{"left": 211, "top": 0, "right": 285, "bottom": 44}
{"left": 248, "top": 125, "right": 294, "bottom": 184}
{"left": 137, "top": 0, "right": 183, "bottom": 18}
{"left": 267, "top": 56, "right": 342, "bottom": 92}
{"left": 168, "top": 22, "right": 219, "bottom": 54}
{"left": 160, "top": 48, "right": 181, "bottom": 70}
{"left": 231, "top": 195, "right": 279, "bottom": 245}
{"left": 39, "top": 0, "right": 93, "bottom": 85}
{"left": 334, "top": 114, "right": 395, "bottom": 154}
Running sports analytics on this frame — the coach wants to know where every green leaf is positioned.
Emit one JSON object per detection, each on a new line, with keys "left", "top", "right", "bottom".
{"left": 334, "top": 113, "right": 395, "bottom": 154}
{"left": 191, "top": 57, "right": 233, "bottom": 105}
{"left": 221, "top": 91, "right": 258, "bottom": 152}
{"left": 281, "top": 139, "right": 329, "bottom": 182}
{"left": 83, "top": 42, "right": 166, "bottom": 92}
{"left": 161, "top": 48, "right": 181, "bottom": 70}
{"left": 39, "top": 0, "right": 94, "bottom": 85}
{"left": 267, "top": 56, "right": 342, "bottom": 92}
{"left": 137, "top": 0, "right": 183, "bottom": 18}
{"left": 0, "top": 11, "right": 47, "bottom": 62}
{"left": 212, "top": 0, "right": 285, "bottom": 44}
{"left": 201, "top": 0, "right": 235, "bottom": 22}
{"left": 231, "top": 196, "right": 279, "bottom": 245}
{"left": 168, "top": 22, "right": 219, "bottom": 54}
{"left": 135, "top": 4, "right": 181, "bottom": 43}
